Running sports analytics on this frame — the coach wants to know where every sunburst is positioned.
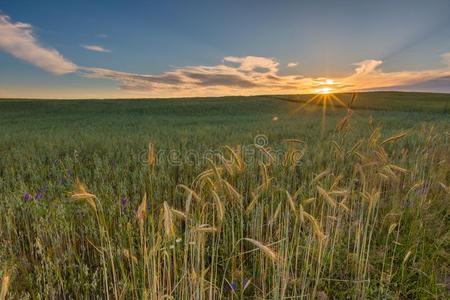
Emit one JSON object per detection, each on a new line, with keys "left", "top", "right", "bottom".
{"left": 291, "top": 79, "right": 349, "bottom": 135}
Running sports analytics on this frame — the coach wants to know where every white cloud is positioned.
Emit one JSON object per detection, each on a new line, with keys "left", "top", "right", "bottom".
{"left": 287, "top": 62, "right": 299, "bottom": 68}
{"left": 224, "top": 56, "right": 279, "bottom": 73}
{"left": 0, "top": 14, "right": 77, "bottom": 75}
{"left": 352, "top": 60, "right": 383, "bottom": 76}
{"left": 82, "top": 45, "right": 111, "bottom": 52}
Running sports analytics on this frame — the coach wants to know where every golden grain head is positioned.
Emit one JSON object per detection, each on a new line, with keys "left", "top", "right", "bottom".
{"left": 303, "top": 197, "right": 316, "bottom": 205}
{"left": 0, "top": 268, "right": 12, "bottom": 300}
{"left": 171, "top": 208, "right": 187, "bottom": 221}
{"left": 298, "top": 204, "right": 305, "bottom": 223}
{"left": 193, "top": 224, "right": 218, "bottom": 233}
{"left": 368, "top": 127, "right": 382, "bottom": 145}
{"left": 380, "top": 131, "right": 408, "bottom": 146}
{"left": 162, "top": 201, "right": 175, "bottom": 239}
{"left": 285, "top": 190, "right": 297, "bottom": 215}
{"left": 243, "top": 238, "right": 280, "bottom": 263}
{"left": 177, "top": 184, "right": 202, "bottom": 203}
{"left": 402, "top": 250, "right": 413, "bottom": 266}
{"left": 123, "top": 249, "right": 138, "bottom": 264}
{"left": 71, "top": 180, "right": 97, "bottom": 212}
{"left": 388, "top": 223, "right": 398, "bottom": 235}
{"left": 269, "top": 201, "right": 282, "bottom": 225}
{"left": 224, "top": 145, "right": 244, "bottom": 171}
{"left": 302, "top": 211, "right": 326, "bottom": 241}
{"left": 211, "top": 190, "right": 225, "bottom": 224}
{"left": 317, "top": 186, "right": 337, "bottom": 208}
{"left": 259, "top": 162, "right": 270, "bottom": 189}
{"left": 338, "top": 201, "right": 350, "bottom": 212}
{"left": 312, "top": 169, "right": 330, "bottom": 183}
{"left": 336, "top": 113, "right": 351, "bottom": 131}
{"left": 136, "top": 193, "right": 147, "bottom": 222}
{"left": 222, "top": 179, "right": 242, "bottom": 202}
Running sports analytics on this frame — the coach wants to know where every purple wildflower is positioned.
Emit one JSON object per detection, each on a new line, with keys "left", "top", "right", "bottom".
{"left": 23, "top": 192, "right": 32, "bottom": 201}
{"left": 120, "top": 196, "right": 128, "bottom": 207}
{"left": 35, "top": 192, "right": 44, "bottom": 200}
{"left": 67, "top": 170, "right": 73, "bottom": 178}
{"left": 231, "top": 280, "right": 237, "bottom": 292}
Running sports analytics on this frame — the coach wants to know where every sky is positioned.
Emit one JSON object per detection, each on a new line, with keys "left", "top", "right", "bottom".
{"left": 0, "top": 0, "right": 450, "bottom": 99}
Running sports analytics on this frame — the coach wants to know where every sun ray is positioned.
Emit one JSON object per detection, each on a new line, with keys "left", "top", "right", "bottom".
{"left": 291, "top": 93, "right": 322, "bottom": 114}
{"left": 330, "top": 94, "right": 347, "bottom": 108}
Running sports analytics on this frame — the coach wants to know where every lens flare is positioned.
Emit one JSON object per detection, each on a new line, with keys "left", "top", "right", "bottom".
{"left": 318, "top": 87, "right": 333, "bottom": 94}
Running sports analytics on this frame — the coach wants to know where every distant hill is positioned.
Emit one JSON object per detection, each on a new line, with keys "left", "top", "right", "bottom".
{"left": 0, "top": 91, "right": 449, "bottom": 114}
{"left": 269, "top": 91, "right": 450, "bottom": 113}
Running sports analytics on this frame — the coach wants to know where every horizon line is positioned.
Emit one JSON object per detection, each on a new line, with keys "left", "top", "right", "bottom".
{"left": 1, "top": 90, "right": 450, "bottom": 101}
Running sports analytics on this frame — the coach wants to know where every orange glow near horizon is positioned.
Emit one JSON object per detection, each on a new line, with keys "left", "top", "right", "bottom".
{"left": 318, "top": 87, "right": 333, "bottom": 94}
{"left": 316, "top": 78, "right": 336, "bottom": 94}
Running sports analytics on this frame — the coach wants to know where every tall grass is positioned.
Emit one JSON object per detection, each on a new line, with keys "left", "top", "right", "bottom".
{"left": 0, "top": 97, "right": 449, "bottom": 299}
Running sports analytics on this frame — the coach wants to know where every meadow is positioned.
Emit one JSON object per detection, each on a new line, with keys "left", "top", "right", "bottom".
{"left": 0, "top": 92, "right": 449, "bottom": 299}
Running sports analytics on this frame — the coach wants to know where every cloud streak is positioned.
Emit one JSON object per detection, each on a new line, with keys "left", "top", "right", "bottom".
{"left": 82, "top": 54, "right": 450, "bottom": 96}
{"left": 342, "top": 57, "right": 450, "bottom": 91}
{"left": 0, "top": 14, "right": 77, "bottom": 74}
{"left": 82, "top": 45, "right": 110, "bottom": 52}
{"left": 80, "top": 56, "right": 317, "bottom": 97}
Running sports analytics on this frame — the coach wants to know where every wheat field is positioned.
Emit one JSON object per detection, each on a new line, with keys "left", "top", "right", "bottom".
{"left": 0, "top": 93, "right": 449, "bottom": 299}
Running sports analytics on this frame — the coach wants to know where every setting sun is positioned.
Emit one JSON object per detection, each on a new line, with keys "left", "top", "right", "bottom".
{"left": 318, "top": 87, "right": 333, "bottom": 94}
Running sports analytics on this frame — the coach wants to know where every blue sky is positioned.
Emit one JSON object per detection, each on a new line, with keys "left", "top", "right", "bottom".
{"left": 0, "top": 0, "right": 450, "bottom": 98}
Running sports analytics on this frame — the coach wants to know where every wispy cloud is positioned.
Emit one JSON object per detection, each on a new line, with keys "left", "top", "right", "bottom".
{"left": 0, "top": 14, "right": 77, "bottom": 74}
{"left": 80, "top": 56, "right": 316, "bottom": 96}
{"left": 342, "top": 59, "right": 450, "bottom": 91}
{"left": 82, "top": 45, "right": 110, "bottom": 52}
{"left": 97, "top": 33, "right": 108, "bottom": 38}
{"left": 287, "top": 62, "right": 299, "bottom": 68}
{"left": 82, "top": 54, "right": 450, "bottom": 96}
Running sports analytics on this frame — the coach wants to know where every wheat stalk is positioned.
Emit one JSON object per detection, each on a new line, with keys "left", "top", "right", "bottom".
{"left": 147, "top": 142, "right": 157, "bottom": 169}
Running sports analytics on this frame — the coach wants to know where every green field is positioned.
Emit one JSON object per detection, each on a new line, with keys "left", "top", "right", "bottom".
{"left": 0, "top": 92, "right": 449, "bottom": 299}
